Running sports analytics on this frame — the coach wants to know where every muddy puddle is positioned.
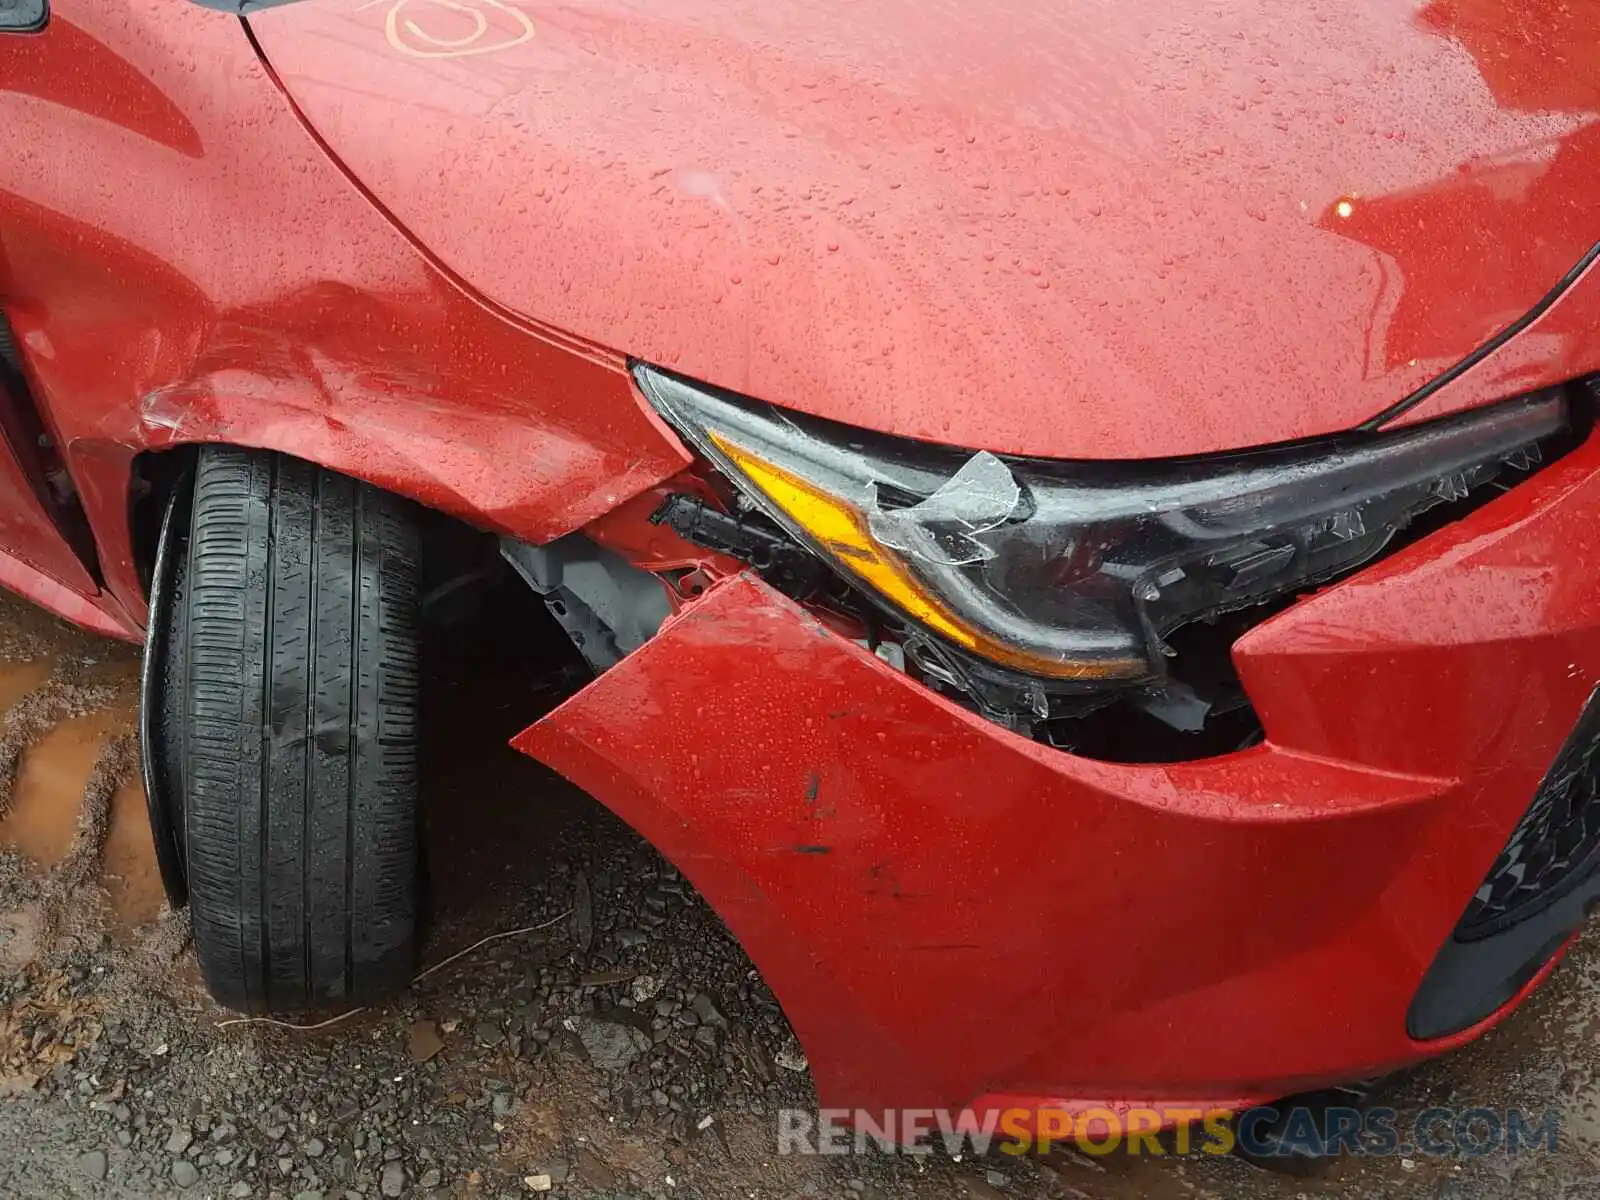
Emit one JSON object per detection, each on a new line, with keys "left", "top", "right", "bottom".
{"left": 3, "top": 704, "right": 160, "bottom": 925}
{"left": 0, "top": 602, "right": 162, "bottom": 928}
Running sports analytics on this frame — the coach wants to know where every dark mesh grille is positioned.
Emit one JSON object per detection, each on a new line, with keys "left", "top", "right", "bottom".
{"left": 1457, "top": 689, "right": 1600, "bottom": 941}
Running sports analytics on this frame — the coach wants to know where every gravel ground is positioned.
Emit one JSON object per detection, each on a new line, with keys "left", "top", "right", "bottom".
{"left": 0, "top": 586, "right": 1594, "bottom": 1199}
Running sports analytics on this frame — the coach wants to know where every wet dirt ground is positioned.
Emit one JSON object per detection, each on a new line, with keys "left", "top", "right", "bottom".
{"left": 0, "top": 584, "right": 1596, "bottom": 1199}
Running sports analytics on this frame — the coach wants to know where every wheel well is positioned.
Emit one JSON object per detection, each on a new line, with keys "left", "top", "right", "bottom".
{"left": 132, "top": 444, "right": 532, "bottom": 631}
{"left": 0, "top": 308, "right": 105, "bottom": 586}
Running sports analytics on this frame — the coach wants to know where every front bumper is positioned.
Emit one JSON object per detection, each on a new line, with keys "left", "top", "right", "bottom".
{"left": 515, "top": 425, "right": 1600, "bottom": 1118}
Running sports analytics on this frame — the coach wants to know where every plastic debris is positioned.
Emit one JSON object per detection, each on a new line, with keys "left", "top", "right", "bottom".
{"left": 868, "top": 451, "right": 1021, "bottom": 566}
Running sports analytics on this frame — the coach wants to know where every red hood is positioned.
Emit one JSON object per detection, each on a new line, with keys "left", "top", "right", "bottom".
{"left": 248, "top": 0, "right": 1599, "bottom": 459}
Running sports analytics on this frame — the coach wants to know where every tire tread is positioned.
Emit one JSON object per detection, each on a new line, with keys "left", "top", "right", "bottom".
{"left": 176, "top": 447, "right": 420, "bottom": 1013}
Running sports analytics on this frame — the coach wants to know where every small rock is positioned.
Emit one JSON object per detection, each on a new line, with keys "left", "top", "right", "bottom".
{"left": 523, "top": 1177, "right": 551, "bottom": 1193}
{"left": 474, "top": 1020, "right": 505, "bottom": 1048}
{"left": 408, "top": 1020, "right": 444, "bottom": 1063}
{"left": 631, "top": 976, "right": 662, "bottom": 1003}
{"left": 292, "top": 1192, "right": 324, "bottom": 1200}
{"left": 166, "top": 1127, "right": 195, "bottom": 1155}
{"left": 985, "top": 1169, "right": 1010, "bottom": 1188}
{"left": 690, "top": 993, "right": 727, "bottom": 1027}
{"left": 380, "top": 1161, "right": 406, "bottom": 1197}
{"left": 774, "top": 1044, "right": 809, "bottom": 1072}
{"left": 171, "top": 1160, "right": 200, "bottom": 1189}
{"left": 615, "top": 929, "right": 648, "bottom": 949}
{"left": 572, "top": 1016, "right": 652, "bottom": 1073}
{"left": 305, "top": 1138, "right": 326, "bottom": 1158}
{"left": 229, "top": 1185, "right": 253, "bottom": 1199}
{"left": 211, "top": 1123, "right": 238, "bottom": 1145}
{"left": 418, "top": 1167, "right": 441, "bottom": 1188}
{"left": 575, "top": 1148, "right": 617, "bottom": 1191}
{"left": 78, "top": 1150, "right": 108, "bottom": 1181}
{"left": 215, "top": 1148, "right": 237, "bottom": 1167}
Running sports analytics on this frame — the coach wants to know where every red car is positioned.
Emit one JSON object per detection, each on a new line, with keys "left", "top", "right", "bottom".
{"left": 2, "top": 0, "right": 1598, "bottom": 1132}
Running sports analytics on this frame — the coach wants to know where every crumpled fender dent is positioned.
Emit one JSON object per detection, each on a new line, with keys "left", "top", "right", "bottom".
{"left": 0, "top": 4, "right": 692, "bottom": 629}
{"left": 513, "top": 573, "right": 1458, "bottom": 1113}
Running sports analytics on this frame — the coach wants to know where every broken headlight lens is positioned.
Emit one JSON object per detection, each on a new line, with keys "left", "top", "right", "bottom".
{"left": 637, "top": 366, "right": 1567, "bottom": 686}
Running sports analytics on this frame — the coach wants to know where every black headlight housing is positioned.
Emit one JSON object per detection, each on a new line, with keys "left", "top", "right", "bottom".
{"left": 638, "top": 364, "right": 1573, "bottom": 743}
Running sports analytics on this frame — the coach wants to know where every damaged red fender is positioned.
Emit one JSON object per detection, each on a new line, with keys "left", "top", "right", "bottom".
{"left": 513, "top": 574, "right": 1444, "bottom": 1114}
{"left": 516, "top": 422, "right": 1600, "bottom": 1116}
{"left": 0, "top": 2, "right": 692, "bottom": 635}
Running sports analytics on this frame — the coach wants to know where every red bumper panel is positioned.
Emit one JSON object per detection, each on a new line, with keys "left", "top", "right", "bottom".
{"left": 516, "top": 433, "right": 1600, "bottom": 1115}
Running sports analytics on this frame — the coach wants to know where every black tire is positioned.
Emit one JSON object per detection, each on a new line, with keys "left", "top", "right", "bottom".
{"left": 166, "top": 446, "right": 422, "bottom": 1013}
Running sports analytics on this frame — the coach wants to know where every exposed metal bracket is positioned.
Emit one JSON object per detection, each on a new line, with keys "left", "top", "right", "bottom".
{"left": 500, "top": 535, "right": 671, "bottom": 675}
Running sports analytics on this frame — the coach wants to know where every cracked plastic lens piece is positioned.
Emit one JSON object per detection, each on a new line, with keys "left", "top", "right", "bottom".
{"left": 637, "top": 366, "right": 1567, "bottom": 686}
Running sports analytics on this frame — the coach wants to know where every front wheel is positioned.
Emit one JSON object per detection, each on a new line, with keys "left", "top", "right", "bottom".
{"left": 157, "top": 446, "right": 423, "bottom": 1013}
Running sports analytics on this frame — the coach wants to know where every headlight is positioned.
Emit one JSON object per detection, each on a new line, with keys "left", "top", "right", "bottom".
{"left": 637, "top": 365, "right": 1567, "bottom": 688}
